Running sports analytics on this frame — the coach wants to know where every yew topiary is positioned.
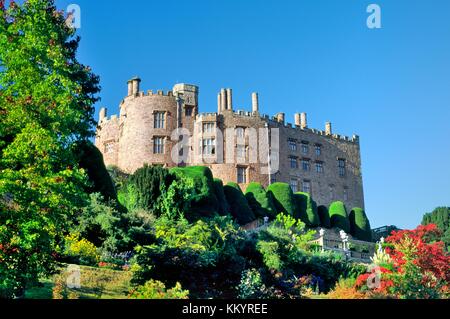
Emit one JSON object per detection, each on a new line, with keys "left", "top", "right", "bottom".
{"left": 318, "top": 205, "right": 331, "bottom": 229}
{"left": 267, "top": 183, "right": 296, "bottom": 217}
{"left": 224, "top": 182, "right": 256, "bottom": 225}
{"left": 294, "top": 192, "right": 320, "bottom": 227}
{"left": 329, "top": 201, "right": 350, "bottom": 233}
{"left": 349, "top": 208, "right": 372, "bottom": 242}
{"left": 245, "top": 182, "right": 277, "bottom": 219}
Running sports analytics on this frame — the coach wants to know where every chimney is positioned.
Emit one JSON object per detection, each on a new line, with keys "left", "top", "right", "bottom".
{"left": 226, "top": 89, "right": 233, "bottom": 111}
{"left": 325, "top": 122, "right": 333, "bottom": 136}
{"left": 218, "top": 92, "right": 222, "bottom": 113}
{"left": 127, "top": 80, "right": 133, "bottom": 96}
{"left": 130, "top": 77, "right": 141, "bottom": 95}
{"left": 277, "top": 113, "right": 285, "bottom": 123}
{"left": 252, "top": 93, "right": 259, "bottom": 113}
{"left": 99, "top": 107, "right": 107, "bottom": 123}
{"left": 221, "top": 88, "right": 227, "bottom": 111}
{"left": 295, "top": 113, "right": 301, "bottom": 126}
{"left": 301, "top": 113, "right": 308, "bottom": 129}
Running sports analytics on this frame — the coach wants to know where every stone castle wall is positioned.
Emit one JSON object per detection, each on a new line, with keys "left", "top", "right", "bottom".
{"left": 95, "top": 78, "right": 365, "bottom": 210}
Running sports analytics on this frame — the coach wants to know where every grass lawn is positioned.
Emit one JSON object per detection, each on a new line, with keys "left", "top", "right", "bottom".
{"left": 25, "top": 265, "right": 133, "bottom": 300}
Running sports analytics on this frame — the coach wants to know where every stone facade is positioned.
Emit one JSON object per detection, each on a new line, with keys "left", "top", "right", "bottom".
{"left": 95, "top": 77, "right": 365, "bottom": 210}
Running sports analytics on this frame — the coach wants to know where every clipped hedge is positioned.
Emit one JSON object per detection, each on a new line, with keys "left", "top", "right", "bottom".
{"left": 223, "top": 182, "right": 256, "bottom": 225}
{"left": 77, "top": 141, "right": 117, "bottom": 201}
{"left": 294, "top": 192, "right": 320, "bottom": 227}
{"left": 171, "top": 166, "right": 219, "bottom": 218}
{"left": 318, "top": 206, "right": 331, "bottom": 229}
{"left": 329, "top": 201, "right": 350, "bottom": 233}
{"left": 267, "top": 183, "right": 296, "bottom": 217}
{"left": 213, "top": 178, "right": 230, "bottom": 216}
{"left": 245, "top": 182, "right": 277, "bottom": 219}
{"left": 349, "top": 208, "right": 372, "bottom": 242}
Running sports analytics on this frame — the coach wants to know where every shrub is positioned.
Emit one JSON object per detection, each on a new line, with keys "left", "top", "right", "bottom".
{"left": 329, "top": 201, "right": 350, "bottom": 233}
{"left": 294, "top": 192, "right": 320, "bottom": 227}
{"left": 237, "top": 269, "right": 269, "bottom": 299}
{"left": 76, "top": 141, "right": 117, "bottom": 201}
{"left": 325, "top": 277, "right": 366, "bottom": 299}
{"left": 213, "top": 178, "right": 230, "bottom": 216}
{"left": 349, "top": 208, "right": 372, "bottom": 241}
{"left": 267, "top": 183, "right": 296, "bottom": 216}
{"left": 171, "top": 166, "right": 219, "bottom": 218}
{"left": 130, "top": 280, "right": 189, "bottom": 299}
{"left": 63, "top": 234, "right": 100, "bottom": 266}
{"left": 318, "top": 206, "right": 331, "bottom": 228}
{"left": 245, "top": 182, "right": 277, "bottom": 219}
{"left": 224, "top": 183, "right": 256, "bottom": 225}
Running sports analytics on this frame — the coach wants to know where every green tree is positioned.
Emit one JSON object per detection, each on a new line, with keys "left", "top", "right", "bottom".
{"left": 349, "top": 208, "right": 372, "bottom": 242}
{"left": 267, "top": 183, "right": 296, "bottom": 217}
{"left": 0, "top": 0, "right": 100, "bottom": 298}
{"left": 224, "top": 182, "right": 256, "bottom": 225}
{"left": 294, "top": 192, "right": 320, "bottom": 227}
{"left": 422, "top": 207, "right": 450, "bottom": 251}
{"left": 329, "top": 201, "right": 350, "bottom": 233}
{"left": 245, "top": 182, "right": 277, "bottom": 219}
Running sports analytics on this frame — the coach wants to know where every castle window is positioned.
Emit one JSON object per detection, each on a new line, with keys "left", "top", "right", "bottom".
{"left": 203, "top": 122, "right": 215, "bottom": 133}
{"left": 289, "top": 140, "right": 297, "bottom": 152}
{"left": 237, "top": 167, "right": 247, "bottom": 184}
{"left": 105, "top": 142, "right": 114, "bottom": 154}
{"left": 302, "top": 159, "right": 311, "bottom": 172}
{"left": 290, "top": 157, "right": 298, "bottom": 169}
{"left": 316, "top": 162, "right": 324, "bottom": 173}
{"left": 185, "top": 107, "right": 193, "bottom": 117}
{"left": 154, "top": 112, "right": 166, "bottom": 129}
{"left": 290, "top": 179, "right": 298, "bottom": 193}
{"left": 338, "top": 159, "right": 347, "bottom": 177}
{"left": 153, "top": 137, "right": 165, "bottom": 154}
{"left": 302, "top": 181, "right": 311, "bottom": 194}
{"left": 315, "top": 145, "right": 322, "bottom": 156}
{"left": 236, "top": 127, "right": 245, "bottom": 139}
{"left": 202, "top": 138, "right": 215, "bottom": 155}
{"left": 237, "top": 145, "right": 247, "bottom": 160}
{"left": 301, "top": 142, "right": 309, "bottom": 154}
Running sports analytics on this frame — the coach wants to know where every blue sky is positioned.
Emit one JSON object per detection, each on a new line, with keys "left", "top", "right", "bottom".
{"left": 55, "top": 0, "right": 450, "bottom": 229}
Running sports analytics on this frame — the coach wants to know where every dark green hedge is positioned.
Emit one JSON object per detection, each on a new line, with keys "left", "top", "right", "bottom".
{"left": 171, "top": 166, "right": 219, "bottom": 218}
{"left": 267, "top": 183, "right": 296, "bottom": 217}
{"left": 77, "top": 142, "right": 117, "bottom": 201}
{"left": 329, "top": 201, "right": 350, "bottom": 233}
{"left": 349, "top": 208, "right": 372, "bottom": 242}
{"left": 213, "top": 178, "right": 230, "bottom": 216}
{"left": 223, "top": 182, "right": 256, "bottom": 225}
{"left": 294, "top": 192, "right": 320, "bottom": 227}
{"left": 245, "top": 182, "right": 277, "bottom": 219}
{"left": 318, "top": 205, "right": 331, "bottom": 229}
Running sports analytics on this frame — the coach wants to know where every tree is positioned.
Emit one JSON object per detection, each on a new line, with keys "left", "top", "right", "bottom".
{"left": 329, "top": 201, "right": 350, "bottom": 233}
{"left": 318, "top": 206, "right": 331, "bottom": 229}
{"left": 267, "top": 183, "right": 296, "bottom": 217}
{"left": 349, "top": 208, "right": 372, "bottom": 242}
{"left": 245, "top": 182, "right": 277, "bottom": 219}
{"left": 422, "top": 207, "right": 450, "bottom": 251}
{"left": 0, "top": 0, "right": 100, "bottom": 298}
{"left": 294, "top": 192, "right": 320, "bottom": 227}
{"left": 223, "top": 182, "right": 255, "bottom": 225}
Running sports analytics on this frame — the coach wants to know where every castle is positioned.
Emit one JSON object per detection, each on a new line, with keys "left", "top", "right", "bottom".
{"left": 95, "top": 77, "right": 365, "bottom": 210}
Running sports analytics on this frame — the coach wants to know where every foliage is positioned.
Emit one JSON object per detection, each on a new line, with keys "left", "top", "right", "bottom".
{"left": 237, "top": 269, "right": 270, "bottom": 299}
{"left": 267, "top": 183, "right": 296, "bottom": 217}
{"left": 317, "top": 205, "right": 331, "bottom": 228}
{"left": 349, "top": 208, "right": 372, "bottom": 242}
{"left": 131, "top": 215, "right": 246, "bottom": 299}
{"left": 62, "top": 234, "right": 100, "bottom": 266}
{"left": 130, "top": 280, "right": 189, "bottom": 299}
{"left": 329, "top": 201, "right": 350, "bottom": 233}
{"left": 224, "top": 182, "right": 256, "bottom": 225}
{"left": 213, "top": 178, "right": 230, "bottom": 216}
{"left": 422, "top": 207, "right": 450, "bottom": 251}
{"left": 325, "top": 277, "right": 366, "bottom": 299}
{"left": 245, "top": 182, "right": 277, "bottom": 220}
{"left": 171, "top": 166, "right": 219, "bottom": 218}
{"left": 76, "top": 142, "right": 116, "bottom": 201}
{"left": 0, "top": 0, "right": 100, "bottom": 298}
{"left": 294, "top": 192, "right": 320, "bottom": 227}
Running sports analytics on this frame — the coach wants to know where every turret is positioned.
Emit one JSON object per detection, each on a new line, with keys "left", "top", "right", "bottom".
{"left": 99, "top": 107, "right": 107, "bottom": 123}
{"left": 325, "top": 122, "right": 333, "bottom": 136}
